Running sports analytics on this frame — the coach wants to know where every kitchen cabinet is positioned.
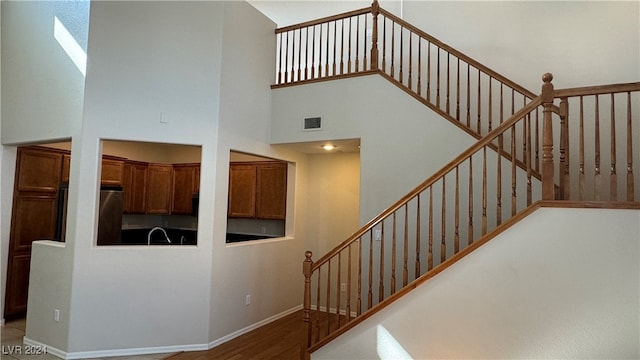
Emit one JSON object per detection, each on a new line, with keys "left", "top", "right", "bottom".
{"left": 228, "top": 162, "right": 287, "bottom": 220}
{"left": 123, "top": 161, "right": 148, "bottom": 214}
{"left": 171, "top": 163, "right": 200, "bottom": 215}
{"left": 101, "top": 156, "right": 125, "bottom": 186}
{"left": 62, "top": 154, "right": 71, "bottom": 183}
{"left": 256, "top": 162, "right": 287, "bottom": 220}
{"left": 146, "top": 164, "right": 173, "bottom": 214}
{"left": 5, "top": 146, "right": 64, "bottom": 318}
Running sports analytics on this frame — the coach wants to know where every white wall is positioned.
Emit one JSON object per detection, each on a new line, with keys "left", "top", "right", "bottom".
{"left": 401, "top": 1, "right": 639, "bottom": 91}
{"left": 0, "top": 1, "right": 87, "bottom": 144}
{"left": 313, "top": 207, "right": 640, "bottom": 359}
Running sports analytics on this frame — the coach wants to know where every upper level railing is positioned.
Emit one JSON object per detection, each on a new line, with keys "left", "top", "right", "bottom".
{"left": 300, "top": 75, "right": 640, "bottom": 359}
{"left": 274, "top": 1, "right": 537, "bottom": 141}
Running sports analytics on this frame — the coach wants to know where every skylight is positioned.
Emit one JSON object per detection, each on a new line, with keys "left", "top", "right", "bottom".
{"left": 54, "top": 16, "right": 87, "bottom": 77}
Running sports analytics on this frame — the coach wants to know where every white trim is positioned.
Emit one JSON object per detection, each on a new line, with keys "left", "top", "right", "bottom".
{"left": 0, "top": 318, "right": 5, "bottom": 326}
{"left": 24, "top": 336, "right": 208, "bottom": 360}
{"left": 207, "top": 304, "right": 302, "bottom": 349}
{"left": 315, "top": 305, "right": 358, "bottom": 318}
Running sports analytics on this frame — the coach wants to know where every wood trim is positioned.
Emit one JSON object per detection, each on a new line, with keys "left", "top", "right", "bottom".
{"left": 275, "top": 7, "right": 372, "bottom": 33}
{"left": 553, "top": 82, "right": 640, "bottom": 98}
{"left": 270, "top": 70, "right": 379, "bottom": 89}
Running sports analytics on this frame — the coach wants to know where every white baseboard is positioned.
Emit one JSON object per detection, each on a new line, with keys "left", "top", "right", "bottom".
{"left": 23, "top": 305, "right": 303, "bottom": 359}
{"left": 24, "top": 336, "right": 209, "bottom": 360}
{"left": 207, "top": 304, "right": 302, "bottom": 349}
{"left": 315, "top": 305, "right": 358, "bottom": 318}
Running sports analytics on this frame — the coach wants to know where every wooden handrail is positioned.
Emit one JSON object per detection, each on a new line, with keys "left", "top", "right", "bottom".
{"left": 274, "top": 7, "right": 372, "bottom": 34}
{"left": 377, "top": 8, "right": 536, "bottom": 100}
{"left": 311, "top": 96, "right": 542, "bottom": 270}
{"left": 554, "top": 82, "right": 640, "bottom": 97}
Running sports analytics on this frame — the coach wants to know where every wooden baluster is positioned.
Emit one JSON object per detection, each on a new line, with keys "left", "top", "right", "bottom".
{"left": 284, "top": 31, "right": 289, "bottom": 83}
{"left": 417, "top": 40, "right": 422, "bottom": 97}
{"left": 428, "top": 187, "right": 434, "bottom": 270}
{"left": 427, "top": 41, "right": 431, "bottom": 101}
{"left": 390, "top": 19, "right": 394, "bottom": 77}
{"left": 399, "top": 25, "right": 404, "bottom": 84}
{"left": 626, "top": 92, "right": 635, "bottom": 201}
{"left": 311, "top": 26, "right": 316, "bottom": 79}
{"left": 415, "top": 194, "right": 421, "bottom": 279}
{"left": 468, "top": 156, "right": 474, "bottom": 244}
{"left": 610, "top": 93, "right": 617, "bottom": 201}
{"left": 332, "top": 21, "right": 337, "bottom": 76}
{"left": 356, "top": 16, "right": 361, "bottom": 72}
{"left": 340, "top": 20, "right": 345, "bottom": 75}
{"left": 304, "top": 27, "right": 310, "bottom": 80}
{"left": 447, "top": 53, "right": 451, "bottom": 115}
{"left": 336, "top": 254, "right": 341, "bottom": 327}
{"left": 325, "top": 23, "right": 330, "bottom": 77}
{"left": 391, "top": 214, "right": 396, "bottom": 295}
{"left": 346, "top": 244, "right": 352, "bottom": 322}
{"left": 363, "top": 16, "right": 368, "bottom": 70}
{"left": 526, "top": 113, "right": 533, "bottom": 206}
{"left": 290, "top": 31, "right": 295, "bottom": 82}
{"left": 496, "top": 130, "right": 503, "bottom": 226}
{"left": 456, "top": 58, "right": 461, "bottom": 121}
{"left": 357, "top": 237, "right": 362, "bottom": 316}
{"left": 558, "top": 97, "right": 568, "bottom": 199}
{"left": 314, "top": 267, "right": 320, "bottom": 343}
{"left": 541, "top": 73, "right": 556, "bottom": 200}
{"left": 381, "top": 16, "right": 386, "bottom": 72}
{"left": 511, "top": 124, "right": 517, "bottom": 215}
{"left": 595, "top": 95, "right": 601, "bottom": 200}
{"left": 535, "top": 108, "right": 540, "bottom": 173}
{"left": 348, "top": 18, "right": 353, "bottom": 74}
{"left": 408, "top": 31, "right": 413, "bottom": 91}
{"left": 441, "top": 177, "right": 446, "bottom": 263}
{"left": 454, "top": 166, "right": 460, "bottom": 253}
{"left": 277, "top": 33, "right": 283, "bottom": 84}
{"left": 326, "top": 260, "right": 331, "bottom": 335}
{"left": 482, "top": 147, "right": 488, "bottom": 235}
{"left": 466, "top": 64, "right": 471, "bottom": 128}
{"left": 302, "top": 251, "right": 313, "bottom": 356}
{"left": 317, "top": 25, "right": 323, "bottom": 77}
{"left": 367, "top": 231, "right": 373, "bottom": 309}
{"left": 379, "top": 221, "right": 385, "bottom": 303}
{"left": 579, "top": 96, "right": 585, "bottom": 200}
{"left": 477, "top": 71, "right": 481, "bottom": 134}
{"left": 370, "top": 1, "right": 379, "bottom": 70}
{"left": 436, "top": 47, "right": 441, "bottom": 108}
{"left": 403, "top": 203, "right": 409, "bottom": 286}
{"left": 488, "top": 77, "right": 492, "bottom": 132}
{"left": 297, "top": 29, "right": 302, "bottom": 81}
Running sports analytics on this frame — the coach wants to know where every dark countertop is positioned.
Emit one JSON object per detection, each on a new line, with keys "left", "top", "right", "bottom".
{"left": 120, "top": 228, "right": 197, "bottom": 245}
{"left": 226, "top": 233, "right": 278, "bottom": 243}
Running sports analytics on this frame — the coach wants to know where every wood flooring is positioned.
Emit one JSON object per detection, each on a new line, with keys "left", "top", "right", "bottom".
{"left": 163, "top": 310, "right": 303, "bottom": 360}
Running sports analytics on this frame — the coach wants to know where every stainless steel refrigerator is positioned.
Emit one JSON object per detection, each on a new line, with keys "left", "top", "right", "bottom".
{"left": 56, "top": 184, "right": 124, "bottom": 245}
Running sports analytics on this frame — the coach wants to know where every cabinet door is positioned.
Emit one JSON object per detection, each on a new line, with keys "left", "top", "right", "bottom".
{"left": 256, "top": 163, "right": 287, "bottom": 219}
{"left": 61, "top": 154, "right": 71, "bottom": 183}
{"left": 228, "top": 164, "right": 256, "bottom": 218}
{"left": 10, "top": 195, "right": 58, "bottom": 252}
{"left": 101, "top": 158, "right": 125, "bottom": 186}
{"left": 172, "top": 164, "right": 199, "bottom": 215}
{"left": 146, "top": 164, "right": 172, "bottom": 214}
{"left": 123, "top": 161, "right": 148, "bottom": 214}
{"left": 16, "top": 147, "right": 63, "bottom": 193}
{"left": 4, "top": 254, "right": 31, "bottom": 317}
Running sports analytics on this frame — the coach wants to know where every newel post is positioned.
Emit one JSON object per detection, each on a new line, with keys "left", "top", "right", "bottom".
{"left": 541, "top": 73, "right": 556, "bottom": 200}
{"left": 370, "top": 0, "right": 380, "bottom": 70}
{"left": 301, "top": 251, "right": 313, "bottom": 360}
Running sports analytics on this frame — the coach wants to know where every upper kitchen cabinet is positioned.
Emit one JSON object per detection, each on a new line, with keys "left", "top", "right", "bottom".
{"left": 146, "top": 164, "right": 173, "bottom": 214}
{"left": 171, "top": 163, "right": 200, "bottom": 215}
{"left": 15, "top": 146, "right": 64, "bottom": 193}
{"left": 122, "top": 160, "right": 148, "bottom": 214}
{"left": 101, "top": 156, "right": 126, "bottom": 186}
{"left": 228, "top": 161, "right": 287, "bottom": 220}
{"left": 256, "top": 162, "right": 287, "bottom": 220}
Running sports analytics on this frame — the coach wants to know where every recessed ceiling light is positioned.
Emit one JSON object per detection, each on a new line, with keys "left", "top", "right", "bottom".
{"left": 322, "top": 144, "right": 336, "bottom": 151}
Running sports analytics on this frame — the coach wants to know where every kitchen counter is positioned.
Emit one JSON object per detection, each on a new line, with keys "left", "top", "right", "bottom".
{"left": 226, "top": 233, "right": 278, "bottom": 243}
{"left": 119, "top": 228, "right": 197, "bottom": 245}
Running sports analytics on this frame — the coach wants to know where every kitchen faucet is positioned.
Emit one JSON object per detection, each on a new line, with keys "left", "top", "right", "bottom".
{"left": 147, "top": 226, "right": 171, "bottom": 245}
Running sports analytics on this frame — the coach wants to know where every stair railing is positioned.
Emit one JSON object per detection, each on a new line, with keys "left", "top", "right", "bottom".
{"left": 274, "top": 1, "right": 537, "bottom": 142}
{"left": 300, "top": 75, "right": 640, "bottom": 359}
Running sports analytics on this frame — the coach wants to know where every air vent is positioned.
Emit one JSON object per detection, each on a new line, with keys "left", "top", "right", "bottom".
{"left": 303, "top": 116, "right": 322, "bottom": 131}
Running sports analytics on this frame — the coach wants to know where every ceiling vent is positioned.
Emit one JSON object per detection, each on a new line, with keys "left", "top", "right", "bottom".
{"left": 303, "top": 116, "right": 322, "bottom": 131}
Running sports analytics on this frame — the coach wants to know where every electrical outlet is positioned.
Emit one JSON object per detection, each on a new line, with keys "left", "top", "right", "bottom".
{"left": 261, "top": 226, "right": 267, "bottom": 234}
{"left": 340, "top": 283, "right": 347, "bottom": 292}
{"left": 54, "top": 309, "right": 60, "bottom": 322}
{"left": 245, "top": 294, "right": 251, "bottom": 306}
{"left": 374, "top": 229, "right": 382, "bottom": 241}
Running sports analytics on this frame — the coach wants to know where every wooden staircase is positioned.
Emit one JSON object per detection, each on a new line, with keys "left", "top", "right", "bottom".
{"left": 271, "top": 2, "right": 640, "bottom": 358}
